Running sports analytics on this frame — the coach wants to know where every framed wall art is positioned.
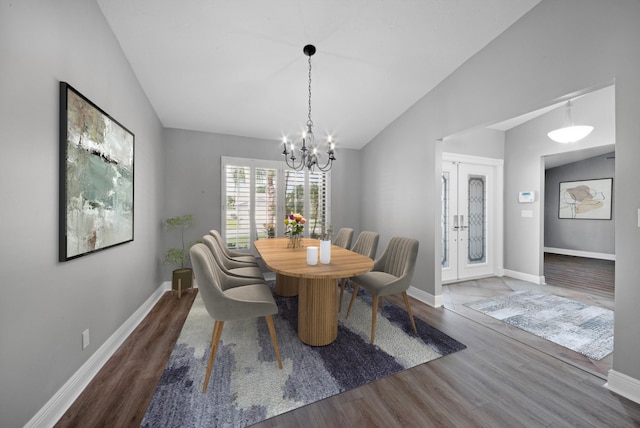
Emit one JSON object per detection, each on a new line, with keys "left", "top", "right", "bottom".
{"left": 558, "top": 178, "right": 612, "bottom": 220}
{"left": 59, "top": 82, "right": 134, "bottom": 261}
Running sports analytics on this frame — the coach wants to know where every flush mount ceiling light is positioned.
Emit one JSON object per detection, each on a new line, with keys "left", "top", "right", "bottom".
{"left": 547, "top": 100, "right": 594, "bottom": 143}
{"left": 281, "top": 44, "right": 336, "bottom": 172}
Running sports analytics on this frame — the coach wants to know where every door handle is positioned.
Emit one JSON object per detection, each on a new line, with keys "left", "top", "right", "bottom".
{"left": 459, "top": 214, "right": 467, "bottom": 230}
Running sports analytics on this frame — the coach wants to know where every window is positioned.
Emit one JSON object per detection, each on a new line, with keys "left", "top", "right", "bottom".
{"left": 222, "top": 157, "right": 330, "bottom": 252}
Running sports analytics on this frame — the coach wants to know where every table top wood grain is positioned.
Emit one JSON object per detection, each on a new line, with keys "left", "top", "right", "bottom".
{"left": 254, "top": 238, "right": 374, "bottom": 279}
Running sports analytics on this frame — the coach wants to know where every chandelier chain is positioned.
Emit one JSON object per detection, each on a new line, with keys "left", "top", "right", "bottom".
{"left": 307, "top": 55, "right": 313, "bottom": 126}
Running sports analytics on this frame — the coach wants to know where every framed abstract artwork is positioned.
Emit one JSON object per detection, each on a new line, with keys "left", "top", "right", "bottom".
{"left": 59, "top": 82, "right": 135, "bottom": 261}
{"left": 558, "top": 178, "right": 612, "bottom": 220}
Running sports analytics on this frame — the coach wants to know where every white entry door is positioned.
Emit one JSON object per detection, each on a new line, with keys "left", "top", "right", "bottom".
{"left": 441, "top": 157, "right": 499, "bottom": 282}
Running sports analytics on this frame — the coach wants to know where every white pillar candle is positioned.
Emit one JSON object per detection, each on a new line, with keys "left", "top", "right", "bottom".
{"left": 306, "top": 246, "right": 318, "bottom": 265}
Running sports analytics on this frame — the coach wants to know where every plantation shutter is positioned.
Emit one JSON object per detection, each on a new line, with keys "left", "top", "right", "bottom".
{"left": 255, "top": 167, "right": 278, "bottom": 240}
{"left": 222, "top": 157, "right": 330, "bottom": 249}
{"left": 224, "top": 165, "right": 251, "bottom": 250}
{"left": 284, "top": 169, "right": 305, "bottom": 219}
{"left": 308, "top": 171, "right": 328, "bottom": 238}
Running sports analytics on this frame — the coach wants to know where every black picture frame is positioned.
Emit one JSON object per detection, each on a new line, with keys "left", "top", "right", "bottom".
{"left": 59, "top": 82, "right": 135, "bottom": 261}
{"left": 558, "top": 178, "right": 612, "bottom": 220}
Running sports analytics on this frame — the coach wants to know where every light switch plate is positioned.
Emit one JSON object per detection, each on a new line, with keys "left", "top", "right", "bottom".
{"left": 82, "top": 329, "right": 90, "bottom": 350}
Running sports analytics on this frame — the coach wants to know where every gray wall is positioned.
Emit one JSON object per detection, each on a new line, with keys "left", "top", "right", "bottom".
{"left": 0, "top": 1, "right": 165, "bottom": 427}
{"left": 360, "top": 0, "right": 640, "bottom": 383}
{"left": 162, "top": 128, "right": 362, "bottom": 279}
{"left": 504, "top": 85, "right": 615, "bottom": 276}
{"left": 545, "top": 153, "right": 615, "bottom": 255}
{"left": 443, "top": 128, "right": 505, "bottom": 159}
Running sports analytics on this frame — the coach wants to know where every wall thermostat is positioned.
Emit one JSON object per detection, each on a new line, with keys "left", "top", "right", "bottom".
{"left": 518, "top": 191, "right": 535, "bottom": 203}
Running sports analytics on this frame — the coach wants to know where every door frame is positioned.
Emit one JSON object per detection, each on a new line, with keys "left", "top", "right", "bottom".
{"left": 442, "top": 153, "right": 504, "bottom": 283}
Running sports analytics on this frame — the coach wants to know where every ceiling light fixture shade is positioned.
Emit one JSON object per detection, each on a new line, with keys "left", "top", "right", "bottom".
{"left": 282, "top": 44, "right": 336, "bottom": 172}
{"left": 547, "top": 100, "right": 594, "bottom": 143}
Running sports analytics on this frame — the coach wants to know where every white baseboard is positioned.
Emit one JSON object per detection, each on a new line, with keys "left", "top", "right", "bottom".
{"left": 25, "top": 282, "right": 171, "bottom": 428}
{"left": 605, "top": 369, "right": 640, "bottom": 404}
{"left": 408, "top": 285, "right": 442, "bottom": 308}
{"left": 502, "top": 269, "right": 545, "bottom": 285}
{"left": 544, "top": 247, "right": 616, "bottom": 261}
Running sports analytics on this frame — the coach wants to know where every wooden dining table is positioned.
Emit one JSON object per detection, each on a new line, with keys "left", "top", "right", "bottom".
{"left": 254, "top": 237, "right": 374, "bottom": 346}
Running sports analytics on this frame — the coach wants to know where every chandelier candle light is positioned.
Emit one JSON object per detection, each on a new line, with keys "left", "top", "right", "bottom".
{"left": 282, "top": 44, "right": 336, "bottom": 172}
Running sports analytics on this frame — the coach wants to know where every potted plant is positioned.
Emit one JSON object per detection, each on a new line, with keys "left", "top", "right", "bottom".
{"left": 263, "top": 223, "right": 276, "bottom": 239}
{"left": 163, "top": 214, "right": 196, "bottom": 297}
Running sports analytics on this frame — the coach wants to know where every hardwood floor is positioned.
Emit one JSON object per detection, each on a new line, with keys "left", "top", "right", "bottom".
{"left": 55, "top": 289, "right": 197, "bottom": 428}
{"left": 544, "top": 252, "right": 614, "bottom": 299}
{"left": 56, "top": 267, "right": 640, "bottom": 427}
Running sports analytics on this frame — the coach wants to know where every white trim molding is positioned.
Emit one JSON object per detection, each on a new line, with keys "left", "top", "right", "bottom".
{"left": 408, "top": 285, "right": 442, "bottom": 308}
{"left": 544, "top": 247, "right": 615, "bottom": 261}
{"left": 502, "top": 269, "right": 545, "bottom": 285}
{"left": 606, "top": 370, "right": 640, "bottom": 405}
{"left": 25, "top": 282, "right": 172, "bottom": 428}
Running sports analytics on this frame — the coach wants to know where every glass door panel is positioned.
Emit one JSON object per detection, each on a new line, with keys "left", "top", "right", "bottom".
{"left": 442, "top": 161, "right": 494, "bottom": 282}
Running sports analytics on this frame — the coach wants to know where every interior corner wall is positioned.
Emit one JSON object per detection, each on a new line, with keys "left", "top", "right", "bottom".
{"left": 360, "top": 0, "right": 640, "bottom": 383}
{"left": 544, "top": 153, "right": 616, "bottom": 255}
{"left": 0, "top": 2, "right": 165, "bottom": 427}
{"left": 503, "top": 85, "right": 615, "bottom": 276}
{"left": 162, "top": 128, "right": 361, "bottom": 280}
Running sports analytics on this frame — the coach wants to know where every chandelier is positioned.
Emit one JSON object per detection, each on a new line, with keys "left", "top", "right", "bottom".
{"left": 547, "top": 100, "right": 594, "bottom": 143}
{"left": 282, "top": 44, "right": 336, "bottom": 172}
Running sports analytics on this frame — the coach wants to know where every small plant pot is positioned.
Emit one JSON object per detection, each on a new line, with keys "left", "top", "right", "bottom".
{"left": 172, "top": 268, "right": 193, "bottom": 299}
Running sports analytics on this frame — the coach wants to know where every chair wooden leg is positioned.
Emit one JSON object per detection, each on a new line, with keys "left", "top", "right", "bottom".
{"left": 202, "top": 320, "right": 224, "bottom": 392}
{"left": 178, "top": 278, "right": 182, "bottom": 299}
{"left": 345, "top": 283, "right": 360, "bottom": 319}
{"left": 371, "top": 294, "right": 378, "bottom": 344}
{"left": 380, "top": 296, "right": 385, "bottom": 311}
{"left": 338, "top": 278, "right": 346, "bottom": 312}
{"left": 265, "top": 315, "right": 283, "bottom": 369}
{"left": 402, "top": 291, "right": 417, "bottom": 334}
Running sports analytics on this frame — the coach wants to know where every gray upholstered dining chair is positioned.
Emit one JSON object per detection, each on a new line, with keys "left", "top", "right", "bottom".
{"left": 345, "top": 236, "right": 419, "bottom": 344}
{"left": 209, "top": 229, "right": 258, "bottom": 265}
{"left": 338, "top": 231, "right": 379, "bottom": 312}
{"left": 190, "top": 243, "right": 282, "bottom": 392}
{"left": 203, "top": 235, "right": 265, "bottom": 281}
{"left": 333, "top": 228, "right": 354, "bottom": 249}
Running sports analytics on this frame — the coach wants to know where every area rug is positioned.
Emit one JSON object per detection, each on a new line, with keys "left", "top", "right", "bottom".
{"left": 465, "top": 290, "right": 613, "bottom": 360}
{"left": 141, "top": 285, "right": 466, "bottom": 427}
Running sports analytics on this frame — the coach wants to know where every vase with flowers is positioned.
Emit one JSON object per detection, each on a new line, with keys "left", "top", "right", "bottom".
{"left": 284, "top": 213, "right": 306, "bottom": 249}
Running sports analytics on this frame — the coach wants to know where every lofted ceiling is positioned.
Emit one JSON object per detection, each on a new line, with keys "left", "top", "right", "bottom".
{"left": 97, "top": 0, "right": 541, "bottom": 150}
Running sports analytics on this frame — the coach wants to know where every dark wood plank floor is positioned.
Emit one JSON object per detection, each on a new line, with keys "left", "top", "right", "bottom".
{"left": 55, "top": 277, "right": 640, "bottom": 427}
{"left": 544, "top": 252, "right": 615, "bottom": 299}
{"left": 55, "top": 289, "right": 197, "bottom": 428}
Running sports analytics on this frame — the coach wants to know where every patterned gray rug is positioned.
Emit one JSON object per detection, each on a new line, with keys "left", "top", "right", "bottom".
{"left": 465, "top": 290, "right": 613, "bottom": 360}
{"left": 141, "top": 285, "right": 466, "bottom": 427}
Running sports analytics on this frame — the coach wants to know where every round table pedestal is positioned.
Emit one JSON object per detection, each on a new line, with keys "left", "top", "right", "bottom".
{"left": 275, "top": 273, "right": 299, "bottom": 297}
{"left": 297, "top": 277, "right": 338, "bottom": 346}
